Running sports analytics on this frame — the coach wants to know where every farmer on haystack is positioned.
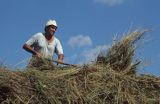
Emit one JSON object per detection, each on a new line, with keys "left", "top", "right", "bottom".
{"left": 23, "top": 19, "right": 64, "bottom": 69}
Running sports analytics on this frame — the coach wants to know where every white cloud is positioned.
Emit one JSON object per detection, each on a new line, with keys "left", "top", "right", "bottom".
{"left": 82, "top": 44, "right": 110, "bottom": 63}
{"left": 94, "top": 0, "right": 125, "bottom": 6}
{"left": 68, "top": 35, "right": 92, "bottom": 47}
{"left": 65, "top": 44, "right": 110, "bottom": 64}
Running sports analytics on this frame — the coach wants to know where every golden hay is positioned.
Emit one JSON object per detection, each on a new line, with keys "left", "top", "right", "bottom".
{"left": 96, "top": 30, "right": 148, "bottom": 74}
{"left": 1, "top": 30, "right": 160, "bottom": 104}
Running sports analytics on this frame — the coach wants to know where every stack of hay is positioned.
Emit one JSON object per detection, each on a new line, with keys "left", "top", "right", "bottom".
{"left": 1, "top": 30, "right": 160, "bottom": 104}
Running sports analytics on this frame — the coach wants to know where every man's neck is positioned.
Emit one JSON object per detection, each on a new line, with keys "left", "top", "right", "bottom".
{"left": 45, "top": 33, "right": 54, "bottom": 40}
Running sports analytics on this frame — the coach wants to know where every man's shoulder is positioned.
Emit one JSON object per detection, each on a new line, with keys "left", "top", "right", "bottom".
{"left": 33, "top": 32, "right": 43, "bottom": 37}
{"left": 54, "top": 37, "right": 60, "bottom": 43}
{"left": 32, "top": 32, "right": 44, "bottom": 39}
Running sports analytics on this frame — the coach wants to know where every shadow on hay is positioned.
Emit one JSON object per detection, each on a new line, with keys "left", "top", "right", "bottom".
{"left": 0, "top": 86, "right": 14, "bottom": 102}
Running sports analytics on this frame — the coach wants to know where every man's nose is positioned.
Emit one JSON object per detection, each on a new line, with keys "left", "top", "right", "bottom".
{"left": 51, "top": 28, "right": 56, "bottom": 31}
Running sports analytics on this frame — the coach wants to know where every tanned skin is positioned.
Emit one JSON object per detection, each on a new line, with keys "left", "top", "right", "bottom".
{"left": 23, "top": 25, "right": 64, "bottom": 63}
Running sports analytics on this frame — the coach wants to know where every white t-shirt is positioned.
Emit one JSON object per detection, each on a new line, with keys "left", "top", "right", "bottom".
{"left": 25, "top": 32, "right": 63, "bottom": 60}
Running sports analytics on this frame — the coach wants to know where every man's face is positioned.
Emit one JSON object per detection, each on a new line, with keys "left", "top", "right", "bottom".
{"left": 45, "top": 25, "right": 57, "bottom": 35}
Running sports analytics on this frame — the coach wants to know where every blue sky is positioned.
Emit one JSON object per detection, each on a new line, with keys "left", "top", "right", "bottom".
{"left": 0, "top": 0, "right": 160, "bottom": 76}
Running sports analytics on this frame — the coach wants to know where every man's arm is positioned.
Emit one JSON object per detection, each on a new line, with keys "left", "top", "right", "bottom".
{"left": 23, "top": 44, "right": 41, "bottom": 57}
{"left": 55, "top": 39, "right": 64, "bottom": 62}
{"left": 58, "top": 54, "right": 64, "bottom": 63}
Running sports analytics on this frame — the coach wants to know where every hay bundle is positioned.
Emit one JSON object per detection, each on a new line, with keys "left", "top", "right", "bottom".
{"left": 27, "top": 57, "right": 55, "bottom": 70}
{"left": 97, "top": 30, "right": 147, "bottom": 74}
{"left": 1, "top": 29, "right": 160, "bottom": 104}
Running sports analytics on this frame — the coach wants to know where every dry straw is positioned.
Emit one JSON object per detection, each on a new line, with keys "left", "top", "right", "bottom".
{"left": 0, "top": 30, "right": 160, "bottom": 104}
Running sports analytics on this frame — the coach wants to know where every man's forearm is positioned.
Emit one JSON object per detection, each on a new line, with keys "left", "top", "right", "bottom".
{"left": 23, "top": 44, "right": 37, "bottom": 55}
{"left": 58, "top": 54, "right": 64, "bottom": 62}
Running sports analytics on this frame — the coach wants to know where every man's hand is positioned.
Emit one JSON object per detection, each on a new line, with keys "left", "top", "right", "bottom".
{"left": 57, "top": 59, "right": 63, "bottom": 63}
{"left": 34, "top": 51, "right": 42, "bottom": 58}
{"left": 57, "top": 54, "right": 64, "bottom": 64}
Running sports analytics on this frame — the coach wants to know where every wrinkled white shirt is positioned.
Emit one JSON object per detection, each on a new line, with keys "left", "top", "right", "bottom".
{"left": 25, "top": 33, "right": 63, "bottom": 60}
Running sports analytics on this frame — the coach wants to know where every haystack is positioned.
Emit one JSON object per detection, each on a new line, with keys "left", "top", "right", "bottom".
{"left": 1, "top": 30, "right": 160, "bottom": 104}
{"left": 97, "top": 30, "right": 147, "bottom": 74}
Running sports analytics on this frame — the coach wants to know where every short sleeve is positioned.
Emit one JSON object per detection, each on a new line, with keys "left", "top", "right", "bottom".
{"left": 55, "top": 39, "right": 63, "bottom": 55}
{"left": 25, "top": 33, "right": 39, "bottom": 46}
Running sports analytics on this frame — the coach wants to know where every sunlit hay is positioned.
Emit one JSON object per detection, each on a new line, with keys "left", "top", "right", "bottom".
{"left": 27, "top": 57, "right": 55, "bottom": 70}
{"left": 1, "top": 29, "right": 160, "bottom": 104}
{"left": 97, "top": 30, "right": 148, "bottom": 74}
{"left": 1, "top": 65, "right": 160, "bottom": 104}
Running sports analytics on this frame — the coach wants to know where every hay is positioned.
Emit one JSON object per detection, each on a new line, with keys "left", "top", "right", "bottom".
{"left": 97, "top": 30, "right": 148, "bottom": 74}
{"left": 27, "top": 57, "right": 55, "bottom": 70}
{"left": 1, "top": 30, "right": 160, "bottom": 104}
{"left": 1, "top": 66, "right": 160, "bottom": 104}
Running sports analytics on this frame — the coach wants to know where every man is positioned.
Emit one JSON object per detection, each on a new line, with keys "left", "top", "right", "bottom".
{"left": 23, "top": 19, "right": 64, "bottom": 69}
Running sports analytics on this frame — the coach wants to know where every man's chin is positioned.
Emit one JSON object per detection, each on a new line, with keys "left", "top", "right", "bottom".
{"left": 48, "top": 32, "right": 53, "bottom": 35}
{"left": 51, "top": 31, "right": 55, "bottom": 35}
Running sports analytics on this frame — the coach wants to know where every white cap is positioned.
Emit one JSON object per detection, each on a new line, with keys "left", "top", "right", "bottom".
{"left": 45, "top": 19, "right": 57, "bottom": 27}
